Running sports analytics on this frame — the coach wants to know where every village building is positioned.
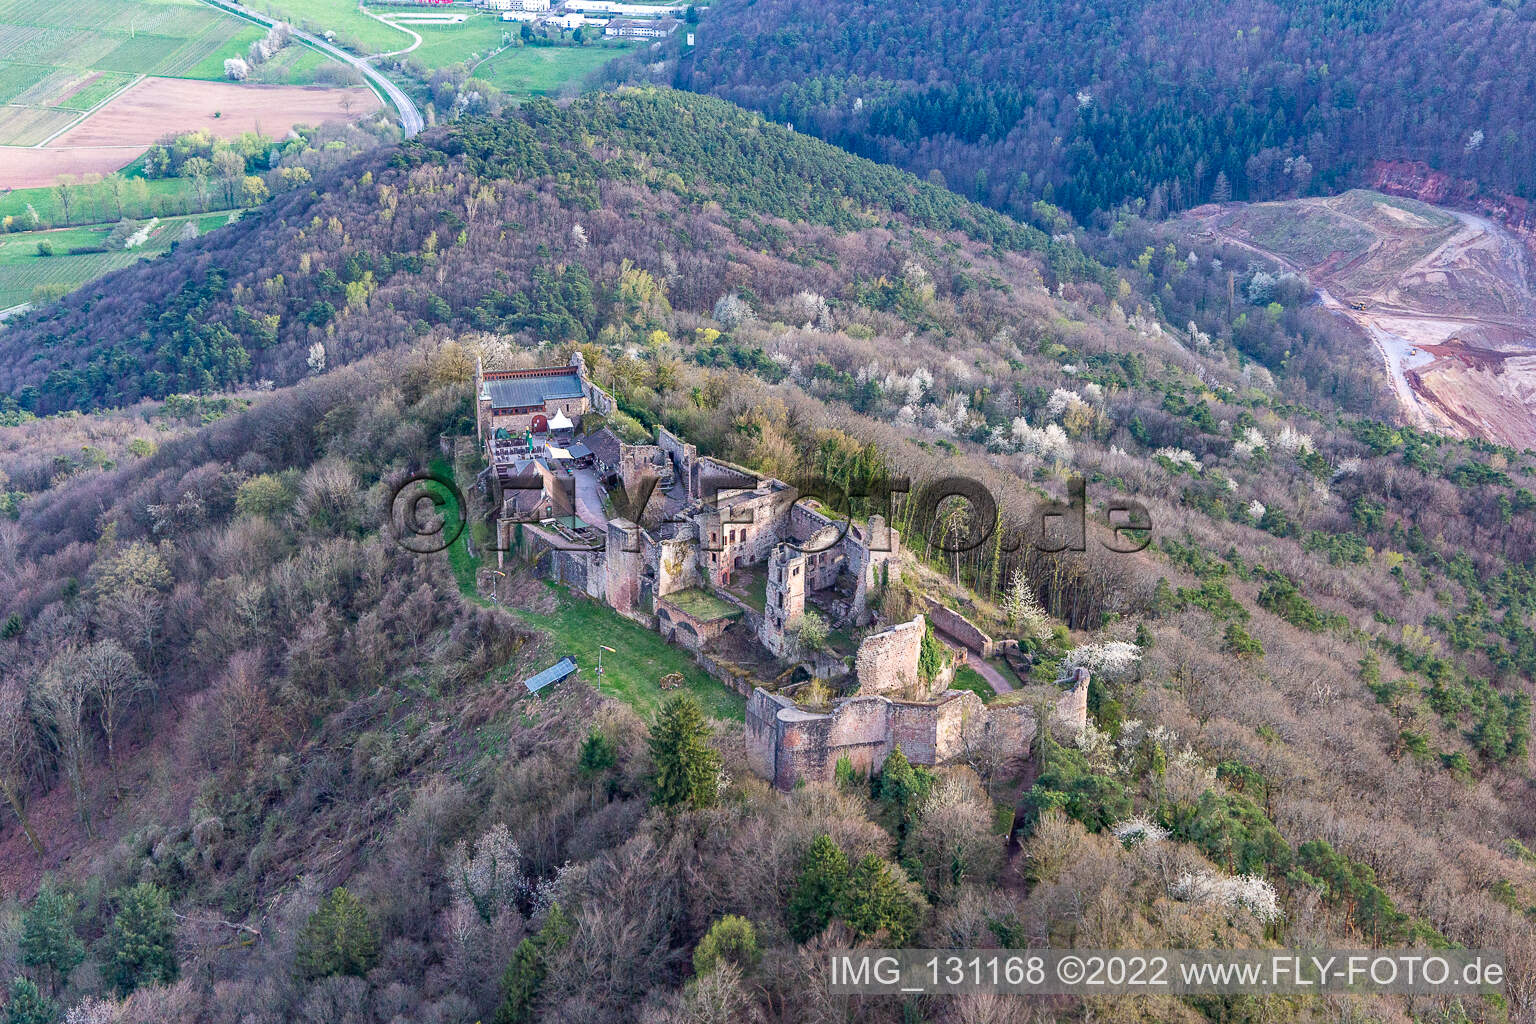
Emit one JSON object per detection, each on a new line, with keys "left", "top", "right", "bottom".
{"left": 605, "top": 16, "right": 679, "bottom": 38}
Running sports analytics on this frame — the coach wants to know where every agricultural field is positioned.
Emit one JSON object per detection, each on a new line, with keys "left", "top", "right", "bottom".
{"left": 0, "top": 0, "right": 269, "bottom": 107}
{"left": 0, "top": 0, "right": 362, "bottom": 185}
{"left": 0, "top": 210, "right": 233, "bottom": 308}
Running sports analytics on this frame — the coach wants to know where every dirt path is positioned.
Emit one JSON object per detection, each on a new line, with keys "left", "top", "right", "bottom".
{"left": 968, "top": 655, "right": 1014, "bottom": 695}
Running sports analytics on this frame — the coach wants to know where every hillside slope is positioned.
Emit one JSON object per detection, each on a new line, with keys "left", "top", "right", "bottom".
{"left": 0, "top": 88, "right": 1100, "bottom": 416}
{"left": 647, "top": 0, "right": 1536, "bottom": 219}
{"left": 0, "top": 88, "right": 1533, "bottom": 1024}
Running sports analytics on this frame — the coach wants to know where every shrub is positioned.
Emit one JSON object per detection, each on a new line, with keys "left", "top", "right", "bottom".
{"left": 693, "top": 915, "right": 760, "bottom": 975}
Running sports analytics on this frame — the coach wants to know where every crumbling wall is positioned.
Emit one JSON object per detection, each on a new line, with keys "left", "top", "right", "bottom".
{"left": 854, "top": 615, "right": 926, "bottom": 698}
{"left": 655, "top": 536, "right": 698, "bottom": 598}
{"left": 655, "top": 604, "right": 732, "bottom": 652}
{"left": 1056, "top": 667, "right": 1091, "bottom": 730}
{"left": 692, "top": 456, "right": 758, "bottom": 504}
{"left": 923, "top": 597, "right": 995, "bottom": 658}
{"left": 605, "top": 519, "right": 642, "bottom": 614}
{"left": 699, "top": 486, "right": 792, "bottom": 585}
{"left": 759, "top": 543, "right": 806, "bottom": 658}
{"left": 744, "top": 676, "right": 1060, "bottom": 790}
{"left": 619, "top": 445, "right": 665, "bottom": 497}
{"left": 745, "top": 689, "right": 785, "bottom": 782}
{"left": 656, "top": 425, "right": 697, "bottom": 478}
{"left": 846, "top": 516, "right": 898, "bottom": 623}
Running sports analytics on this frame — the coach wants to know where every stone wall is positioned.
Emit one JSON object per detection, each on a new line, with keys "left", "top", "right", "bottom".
{"left": 759, "top": 543, "right": 806, "bottom": 658}
{"left": 656, "top": 425, "right": 697, "bottom": 478}
{"left": 691, "top": 456, "right": 758, "bottom": 504}
{"left": 923, "top": 597, "right": 996, "bottom": 658}
{"left": 654, "top": 536, "right": 699, "bottom": 598}
{"left": 605, "top": 518, "right": 642, "bottom": 614}
{"left": 745, "top": 681, "right": 1053, "bottom": 790}
{"left": 854, "top": 615, "right": 926, "bottom": 698}
{"left": 698, "top": 485, "right": 792, "bottom": 585}
{"left": 655, "top": 602, "right": 734, "bottom": 652}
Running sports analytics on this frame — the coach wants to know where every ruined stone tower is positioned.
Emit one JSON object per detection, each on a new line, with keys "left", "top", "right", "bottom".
{"left": 848, "top": 513, "right": 898, "bottom": 623}
{"left": 605, "top": 518, "right": 642, "bottom": 615}
{"left": 759, "top": 542, "right": 806, "bottom": 658}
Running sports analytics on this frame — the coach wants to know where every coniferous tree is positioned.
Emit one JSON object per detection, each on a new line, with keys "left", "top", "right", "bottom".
{"left": 295, "top": 888, "right": 380, "bottom": 980}
{"left": 837, "top": 854, "right": 925, "bottom": 945}
{"left": 648, "top": 693, "right": 722, "bottom": 810}
{"left": 104, "top": 883, "right": 178, "bottom": 996}
{"left": 493, "top": 904, "right": 572, "bottom": 1024}
{"left": 19, "top": 884, "right": 84, "bottom": 995}
{"left": 786, "top": 834, "right": 850, "bottom": 942}
{"left": 3, "top": 977, "right": 56, "bottom": 1024}
{"left": 577, "top": 729, "right": 617, "bottom": 776}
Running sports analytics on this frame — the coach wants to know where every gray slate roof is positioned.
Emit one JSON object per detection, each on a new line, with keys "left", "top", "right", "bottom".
{"left": 486, "top": 371, "right": 584, "bottom": 409}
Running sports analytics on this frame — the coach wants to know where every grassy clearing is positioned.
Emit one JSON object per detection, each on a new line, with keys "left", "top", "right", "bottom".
{"left": 660, "top": 587, "right": 741, "bottom": 622}
{"left": 517, "top": 582, "right": 746, "bottom": 721}
{"left": 428, "top": 456, "right": 745, "bottom": 722}
{"left": 950, "top": 664, "right": 995, "bottom": 703}
{"left": 475, "top": 42, "right": 634, "bottom": 97}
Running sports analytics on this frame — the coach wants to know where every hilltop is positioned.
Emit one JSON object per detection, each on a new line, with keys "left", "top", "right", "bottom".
{"left": 0, "top": 87, "right": 1100, "bottom": 415}
{"left": 0, "top": 88, "right": 1533, "bottom": 1023}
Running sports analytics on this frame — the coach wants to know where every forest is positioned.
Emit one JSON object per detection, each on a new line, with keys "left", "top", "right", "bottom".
{"left": 0, "top": 87, "right": 1532, "bottom": 1023}
{"left": 641, "top": 0, "right": 1536, "bottom": 220}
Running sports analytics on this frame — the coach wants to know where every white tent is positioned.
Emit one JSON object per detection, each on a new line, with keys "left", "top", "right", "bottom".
{"left": 548, "top": 408, "right": 574, "bottom": 432}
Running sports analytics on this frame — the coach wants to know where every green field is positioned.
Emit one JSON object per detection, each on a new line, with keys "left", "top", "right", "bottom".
{"left": 0, "top": 210, "right": 233, "bottom": 308}
{"left": 244, "top": 0, "right": 412, "bottom": 53}
{"left": 0, "top": 175, "right": 205, "bottom": 228}
{"left": 516, "top": 583, "right": 746, "bottom": 721}
{"left": 476, "top": 41, "right": 635, "bottom": 96}
{"left": 407, "top": 15, "right": 509, "bottom": 68}
{"left": 0, "top": 0, "right": 345, "bottom": 145}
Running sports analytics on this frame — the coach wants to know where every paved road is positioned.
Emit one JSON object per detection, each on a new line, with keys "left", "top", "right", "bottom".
{"left": 200, "top": 0, "right": 425, "bottom": 137}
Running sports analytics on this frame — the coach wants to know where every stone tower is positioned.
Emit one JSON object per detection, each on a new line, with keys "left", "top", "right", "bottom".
{"left": 605, "top": 518, "right": 642, "bottom": 615}
{"left": 759, "top": 542, "right": 806, "bottom": 658}
{"left": 849, "top": 514, "right": 898, "bottom": 623}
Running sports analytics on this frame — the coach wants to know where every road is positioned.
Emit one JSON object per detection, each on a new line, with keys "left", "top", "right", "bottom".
{"left": 200, "top": 0, "right": 425, "bottom": 137}
{"left": 358, "top": 5, "right": 423, "bottom": 59}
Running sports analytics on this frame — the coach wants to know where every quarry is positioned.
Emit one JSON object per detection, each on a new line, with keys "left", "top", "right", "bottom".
{"left": 1192, "top": 189, "right": 1536, "bottom": 449}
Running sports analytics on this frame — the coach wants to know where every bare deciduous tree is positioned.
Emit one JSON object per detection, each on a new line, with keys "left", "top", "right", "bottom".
{"left": 35, "top": 648, "right": 95, "bottom": 835}
{"left": 0, "top": 677, "right": 44, "bottom": 854}
{"left": 80, "top": 640, "right": 151, "bottom": 793}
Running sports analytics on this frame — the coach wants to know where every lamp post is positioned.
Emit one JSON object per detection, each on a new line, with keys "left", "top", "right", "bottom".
{"left": 491, "top": 569, "right": 505, "bottom": 602}
{"left": 597, "top": 644, "right": 616, "bottom": 684}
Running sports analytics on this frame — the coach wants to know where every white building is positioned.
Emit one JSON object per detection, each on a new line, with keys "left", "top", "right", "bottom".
{"left": 567, "top": 0, "right": 680, "bottom": 13}
{"left": 604, "top": 16, "right": 679, "bottom": 38}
